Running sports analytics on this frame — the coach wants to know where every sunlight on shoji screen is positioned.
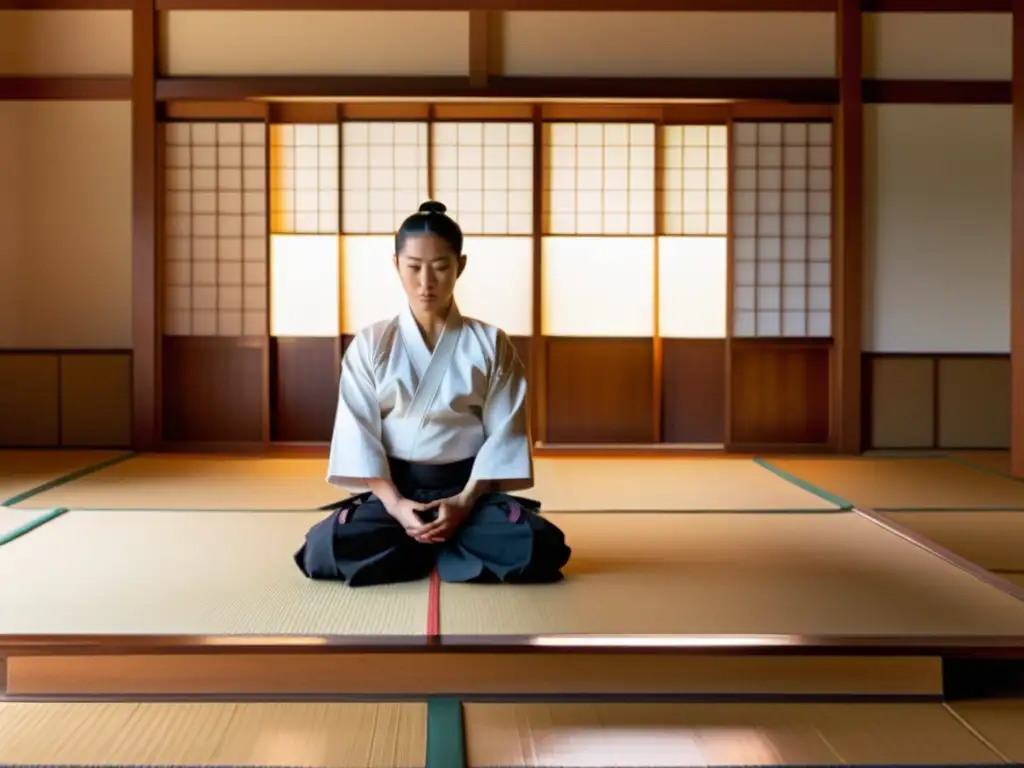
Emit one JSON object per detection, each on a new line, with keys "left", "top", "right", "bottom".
{"left": 164, "top": 121, "right": 268, "bottom": 337}
{"left": 269, "top": 235, "right": 340, "bottom": 337}
{"left": 659, "top": 125, "right": 728, "bottom": 339}
{"left": 269, "top": 124, "right": 339, "bottom": 234}
{"left": 456, "top": 237, "right": 533, "bottom": 336}
{"left": 732, "top": 121, "right": 833, "bottom": 338}
{"left": 542, "top": 123, "right": 655, "bottom": 338}
{"left": 342, "top": 121, "right": 428, "bottom": 234}
{"left": 542, "top": 237, "right": 655, "bottom": 337}
{"left": 658, "top": 237, "right": 727, "bottom": 338}
{"left": 544, "top": 122, "right": 655, "bottom": 235}
{"left": 430, "top": 121, "right": 534, "bottom": 335}
{"left": 432, "top": 121, "right": 533, "bottom": 234}
{"left": 340, "top": 236, "right": 408, "bottom": 334}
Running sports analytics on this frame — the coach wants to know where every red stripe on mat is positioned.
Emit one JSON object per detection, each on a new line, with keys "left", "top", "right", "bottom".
{"left": 427, "top": 567, "right": 441, "bottom": 637}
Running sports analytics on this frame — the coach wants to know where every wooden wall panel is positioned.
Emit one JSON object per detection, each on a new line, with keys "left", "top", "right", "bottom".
{"left": 544, "top": 337, "right": 654, "bottom": 444}
{"left": 502, "top": 12, "right": 836, "bottom": 78}
{"left": 862, "top": 12, "right": 1011, "bottom": 81}
{"left": 0, "top": 351, "right": 130, "bottom": 448}
{"left": 729, "top": 341, "right": 831, "bottom": 446}
{"left": 937, "top": 356, "right": 1011, "bottom": 448}
{"left": 0, "top": 100, "right": 133, "bottom": 351}
{"left": 866, "top": 355, "right": 934, "bottom": 449}
{"left": 0, "top": 354, "right": 59, "bottom": 447}
{"left": 0, "top": 10, "right": 133, "bottom": 76}
{"left": 661, "top": 338, "right": 726, "bottom": 444}
{"left": 60, "top": 353, "right": 132, "bottom": 447}
{"left": 162, "top": 337, "right": 263, "bottom": 443}
{"left": 863, "top": 353, "right": 1010, "bottom": 451}
{"left": 161, "top": 10, "right": 470, "bottom": 76}
{"left": 271, "top": 337, "right": 339, "bottom": 443}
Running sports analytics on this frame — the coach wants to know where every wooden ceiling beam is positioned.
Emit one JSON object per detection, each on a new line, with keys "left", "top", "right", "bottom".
{"left": 0, "top": 76, "right": 131, "bottom": 98}
{"left": 154, "top": 76, "right": 839, "bottom": 103}
{"left": 0, "top": 76, "right": 1008, "bottom": 104}
{"left": 0, "top": 0, "right": 1011, "bottom": 9}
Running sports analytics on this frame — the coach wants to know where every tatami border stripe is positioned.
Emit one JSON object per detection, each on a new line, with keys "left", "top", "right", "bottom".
{"left": 753, "top": 458, "right": 854, "bottom": 509}
{"left": 0, "top": 765, "right": 1010, "bottom": 768}
{"left": 427, "top": 568, "right": 441, "bottom": 638}
{"left": 0, "top": 507, "right": 69, "bottom": 545}
{"left": 425, "top": 698, "right": 466, "bottom": 768}
{"left": 2, "top": 451, "right": 136, "bottom": 507}
{"left": 854, "top": 506, "right": 1024, "bottom": 606}
{"left": 877, "top": 506, "right": 1024, "bottom": 512}
{"left": 944, "top": 453, "right": 1023, "bottom": 483}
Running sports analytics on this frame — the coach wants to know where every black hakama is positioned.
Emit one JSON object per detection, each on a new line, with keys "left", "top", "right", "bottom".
{"left": 294, "top": 457, "right": 571, "bottom": 587}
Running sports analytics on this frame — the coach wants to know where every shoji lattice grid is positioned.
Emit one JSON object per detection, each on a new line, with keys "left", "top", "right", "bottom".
{"left": 164, "top": 122, "right": 268, "bottom": 337}
{"left": 341, "top": 121, "right": 429, "bottom": 234}
{"left": 544, "top": 122, "right": 656, "bottom": 235}
{"left": 732, "top": 121, "right": 833, "bottom": 338}
{"left": 662, "top": 125, "right": 728, "bottom": 236}
{"left": 431, "top": 122, "right": 534, "bottom": 235}
{"left": 270, "top": 124, "right": 339, "bottom": 235}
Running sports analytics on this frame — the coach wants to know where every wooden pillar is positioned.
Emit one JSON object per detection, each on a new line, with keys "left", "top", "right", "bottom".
{"left": 1013, "top": 0, "right": 1024, "bottom": 478}
{"left": 833, "top": 0, "right": 864, "bottom": 453}
{"left": 469, "top": 10, "right": 502, "bottom": 90}
{"left": 131, "top": 0, "right": 159, "bottom": 450}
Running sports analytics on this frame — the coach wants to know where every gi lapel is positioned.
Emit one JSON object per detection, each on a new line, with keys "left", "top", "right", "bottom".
{"left": 400, "top": 303, "right": 463, "bottom": 457}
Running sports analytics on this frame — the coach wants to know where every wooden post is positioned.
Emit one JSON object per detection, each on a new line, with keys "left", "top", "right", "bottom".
{"left": 1012, "top": 0, "right": 1024, "bottom": 477}
{"left": 131, "top": 0, "right": 159, "bottom": 450}
{"left": 833, "top": 0, "right": 864, "bottom": 453}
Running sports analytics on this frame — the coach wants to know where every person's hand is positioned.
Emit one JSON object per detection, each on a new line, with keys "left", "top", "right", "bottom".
{"left": 411, "top": 494, "right": 473, "bottom": 544}
{"left": 385, "top": 497, "right": 438, "bottom": 541}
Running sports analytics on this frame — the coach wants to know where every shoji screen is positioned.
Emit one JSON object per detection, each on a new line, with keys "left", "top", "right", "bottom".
{"left": 541, "top": 122, "right": 657, "bottom": 443}
{"left": 432, "top": 121, "right": 534, "bottom": 343}
{"left": 164, "top": 122, "right": 267, "bottom": 339}
{"left": 267, "top": 122, "right": 342, "bottom": 441}
{"left": 161, "top": 121, "right": 267, "bottom": 443}
{"left": 731, "top": 121, "right": 832, "bottom": 339}
{"left": 658, "top": 124, "right": 729, "bottom": 444}
{"left": 339, "top": 121, "right": 429, "bottom": 336}
{"left": 729, "top": 120, "right": 834, "bottom": 446}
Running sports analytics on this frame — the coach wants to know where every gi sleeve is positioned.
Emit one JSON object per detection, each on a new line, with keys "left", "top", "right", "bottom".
{"left": 468, "top": 330, "right": 534, "bottom": 492}
{"left": 325, "top": 331, "right": 391, "bottom": 491}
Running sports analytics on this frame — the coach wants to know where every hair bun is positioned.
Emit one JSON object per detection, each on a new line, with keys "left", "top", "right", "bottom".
{"left": 418, "top": 200, "right": 447, "bottom": 215}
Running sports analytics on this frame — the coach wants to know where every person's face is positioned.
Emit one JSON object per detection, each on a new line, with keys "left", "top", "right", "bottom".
{"left": 394, "top": 235, "right": 466, "bottom": 314}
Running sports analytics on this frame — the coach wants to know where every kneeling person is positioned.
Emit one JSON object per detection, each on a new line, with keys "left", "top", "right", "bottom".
{"left": 294, "top": 200, "right": 571, "bottom": 587}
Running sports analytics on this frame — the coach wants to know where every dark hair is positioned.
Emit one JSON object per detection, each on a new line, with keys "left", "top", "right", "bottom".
{"left": 395, "top": 200, "right": 464, "bottom": 256}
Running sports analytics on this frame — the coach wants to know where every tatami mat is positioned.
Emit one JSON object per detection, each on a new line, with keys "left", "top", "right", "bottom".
{"left": 0, "top": 701, "right": 427, "bottom": 767}
{"left": 11, "top": 454, "right": 840, "bottom": 513}
{"left": 0, "top": 510, "right": 428, "bottom": 635}
{"left": 883, "top": 510, "right": 1024, "bottom": 571}
{"left": 10, "top": 454, "right": 340, "bottom": 510}
{"left": 464, "top": 702, "right": 1000, "bottom": 767}
{"left": 949, "top": 700, "right": 1024, "bottom": 762}
{"left": 765, "top": 457, "right": 1024, "bottom": 510}
{"left": 531, "top": 457, "right": 838, "bottom": 511}
{"left": 440, "top": 511, "right": 1024, "bottom": 637}
{"left": 0, "top": 450, "right": 126, "bottom": 506}
{"left": 953, "top": 450, "right": 1013, "bottom": 477}
{"left": 0, "top": 508, "right": 62, "bottom": 542}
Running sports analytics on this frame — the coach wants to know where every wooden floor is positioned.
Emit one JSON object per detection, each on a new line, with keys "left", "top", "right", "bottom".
{"left": 0, "top": 448, "right": 1022, "bottom": 766}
